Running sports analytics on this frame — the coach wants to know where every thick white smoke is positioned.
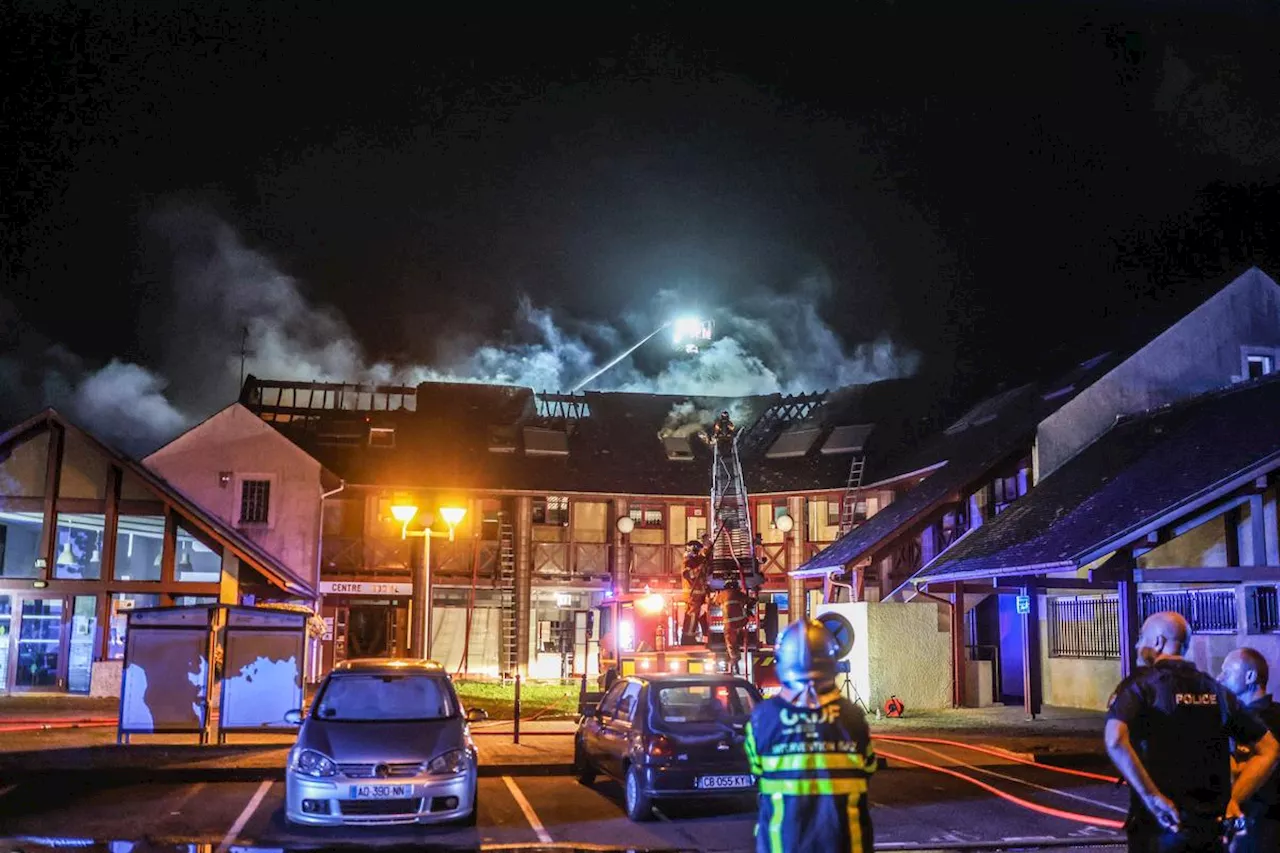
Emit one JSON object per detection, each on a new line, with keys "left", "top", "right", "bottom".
{"left": 2, "top": 207, "right": 919, "bottom": 455}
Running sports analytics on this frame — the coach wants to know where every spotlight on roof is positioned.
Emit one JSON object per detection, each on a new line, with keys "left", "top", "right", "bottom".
{"left": 671, "top": 317, "right": 714, "bottom": 353}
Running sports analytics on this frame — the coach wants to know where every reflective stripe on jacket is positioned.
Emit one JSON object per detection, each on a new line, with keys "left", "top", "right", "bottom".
{"left": 745, "top": 695, "right": 876, "bottom": 853}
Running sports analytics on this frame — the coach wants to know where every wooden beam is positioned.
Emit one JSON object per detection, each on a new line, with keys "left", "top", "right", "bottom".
{"left": 1114, "top": 553, "right": 1140, "bottom": 679}
{"left": 1226, "top": 506, "right": 1242, "bottom": 568}
{"left": 1134, "top": 566, "right": 1280, "bottom": 584}
{"left": 1173, "top": 493, "right": 1254, "bottom": 541}
{"left": 951, "top": 583, "right": 967, "bottom": 708}
{"left": 99, "top": 465, "right": 122, "bottom": 660}
{"left": 1034, "top": 579, "right": 1119, "bottom": 591}
{"left": 161, "top": 506, "right": 178, "bottom": 584}
{"left": 37, "top": 422, "right": 65, "bottom": 580}
{"left": 1250, "top": 494, "right": 1268, "bottom": 565}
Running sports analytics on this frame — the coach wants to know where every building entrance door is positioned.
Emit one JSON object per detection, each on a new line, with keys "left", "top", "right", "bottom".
{"left": 12, "top": 596, "right": 67, "bottom": 692}
{"left": 346, "top": 605, "right": 392, "bottom": 658}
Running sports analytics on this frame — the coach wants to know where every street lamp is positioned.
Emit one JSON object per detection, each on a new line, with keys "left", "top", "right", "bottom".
{"left": 391, "top": 502, "right": 467, "bottom": 660}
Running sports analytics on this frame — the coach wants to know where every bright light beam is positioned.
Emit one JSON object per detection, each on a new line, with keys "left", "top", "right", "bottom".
{"left": 569, "top": 322, "right": 672, "bottom": 392}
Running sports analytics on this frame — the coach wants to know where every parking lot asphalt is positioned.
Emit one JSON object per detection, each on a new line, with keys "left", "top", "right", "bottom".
{"left": 0, "top": 741, "right": 1129, "bottom": 852}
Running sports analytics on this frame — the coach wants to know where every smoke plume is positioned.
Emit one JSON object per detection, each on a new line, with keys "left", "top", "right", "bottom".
{"left": 2, "top": 207, "right": 919, "bottom": 456}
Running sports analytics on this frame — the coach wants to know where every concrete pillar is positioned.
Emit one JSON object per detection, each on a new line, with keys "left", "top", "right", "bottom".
{"left": 611, "top": 497, "right": 631, "bottom": 595}
{"left": 514, "top": 495, "right": 534, "bottom": 676}
{"left": 786, "top": 496, "right": 806, "bottom": 622}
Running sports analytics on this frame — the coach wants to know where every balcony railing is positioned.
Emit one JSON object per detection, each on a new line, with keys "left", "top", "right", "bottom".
{"left": 319, "top": 535, "right": 794, "bottom": 586}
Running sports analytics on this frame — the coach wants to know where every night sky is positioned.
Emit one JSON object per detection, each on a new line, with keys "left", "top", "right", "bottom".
{"left": 6, "top": 2, "right": 1280, "bottom": 452}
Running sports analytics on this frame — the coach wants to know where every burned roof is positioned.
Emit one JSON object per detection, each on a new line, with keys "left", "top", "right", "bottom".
{"left": 912, "top": 372, "right": 1280, "bottom": 583}
{"left": 239, "top": 374, "right": 936, "bottom": 496}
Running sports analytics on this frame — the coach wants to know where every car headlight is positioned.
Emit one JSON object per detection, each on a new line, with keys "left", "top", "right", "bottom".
{"left": 291, "top": 748, "right": 338, "bottom": 778}
{"left": 427, "top": 748, "right": 470, "bottom": 775}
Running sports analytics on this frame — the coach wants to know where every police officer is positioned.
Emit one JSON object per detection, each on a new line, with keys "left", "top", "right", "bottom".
{"left": 680, "top": 539, "right": 710, "bottom": 645}
{"left": 744, "top": 619, "right": 875, "bottom": 853}
{"left": 1105, "top": 611, "right": 1279, "bottom": 852}
{"left": 1218, "top": 647, "right": 1280, "bottom": 852}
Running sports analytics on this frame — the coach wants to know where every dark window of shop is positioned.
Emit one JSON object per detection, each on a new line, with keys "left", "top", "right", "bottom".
{"left": 628, "top": 506, "right": 664, "bottom": 529}
{"left": 239, "top": 480, "right": 271, "bottom": 525}
{"left": 481, "top": 500, "right": 503, "bottom": 539}
{"left": 533, "top": 496, "right": 568, "bottom": 525}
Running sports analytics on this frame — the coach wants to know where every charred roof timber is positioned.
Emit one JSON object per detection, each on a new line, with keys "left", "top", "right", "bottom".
{"left": 241, "top": 375, "right": 417, "bottom": 414}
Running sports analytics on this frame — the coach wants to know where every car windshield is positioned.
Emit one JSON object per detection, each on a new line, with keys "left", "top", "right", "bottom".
{"left": 313, "top": 673, "right": 457, "bottom": 722}
{"left": 656, "top": 682, "right": 756, "bottom": 724}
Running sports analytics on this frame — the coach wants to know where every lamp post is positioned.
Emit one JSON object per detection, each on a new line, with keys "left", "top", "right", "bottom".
{"left": 391, "top": 503, "right": 467, "bottom": 660}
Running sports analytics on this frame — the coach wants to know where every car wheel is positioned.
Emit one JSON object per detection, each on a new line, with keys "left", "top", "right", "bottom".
{"left": 574, "top": 737, "right": 596, "bottom": 786}
{"left": 624, "top": 764, "right": 653, "bottom": 822}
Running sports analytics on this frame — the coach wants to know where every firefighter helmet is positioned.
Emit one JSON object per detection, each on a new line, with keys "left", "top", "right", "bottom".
{"left": 775, "top": 619, "right": 838, "bottom": 692}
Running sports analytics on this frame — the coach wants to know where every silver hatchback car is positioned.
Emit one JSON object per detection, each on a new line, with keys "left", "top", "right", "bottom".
{"left": 284, "top": 658, "right": 486, "bottom": 826}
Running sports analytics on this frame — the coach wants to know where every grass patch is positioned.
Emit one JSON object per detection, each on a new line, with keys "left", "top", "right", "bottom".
{"left": 454, "top": 679, "right": 581, "bottom": 720}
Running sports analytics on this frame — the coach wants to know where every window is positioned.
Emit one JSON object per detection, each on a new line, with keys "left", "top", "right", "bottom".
{"left": 1248, "top": 354, "right": 1274, "bottom": 380}
{"left": 657, "top": 683, "right": 757, "bottom": 723}
{"left": 368, "top": 427, "right": 395, "bottom": 448}
{"left": 614, "top": 681, "right": 643, "bottom": 725}
{"left": 1048, "top": 595, "right": 1120, "bottom": 659}
{"left": 629, "top": 506, "right": 664, "bottom": 529}
{"left": 239, "top": 479, "right": 271, "bottom": 525}
{"left": 1248, "top": 586, "right": 1280, "bottom": 633}
{"left": 826, "top": 501, "right": 842, "bottom": 527}
{"left": 771, "top": 503, "right": 789, "bottom": 528}
{"left": 533, "top": 496, "right": 569, "bottom": 525}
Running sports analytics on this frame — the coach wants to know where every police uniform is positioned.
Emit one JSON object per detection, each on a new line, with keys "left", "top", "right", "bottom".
{"left": 1234, "top": 695, "right": 1280, "bottom": 853}
{"left": 1107, "top": 658, "right": 1268, "bottom": 850}
{"left": 744, "top": 695, "right": 876, "bottom": 853}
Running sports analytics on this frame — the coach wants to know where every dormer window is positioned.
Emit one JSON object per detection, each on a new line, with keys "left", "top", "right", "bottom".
{"left": 1248, "top": 354, "right": 1274, "bottom": 380}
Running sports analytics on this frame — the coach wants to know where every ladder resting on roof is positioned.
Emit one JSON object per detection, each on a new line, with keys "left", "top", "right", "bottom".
{"left": 839, "top": 454, "right": 866, "bottom": 536}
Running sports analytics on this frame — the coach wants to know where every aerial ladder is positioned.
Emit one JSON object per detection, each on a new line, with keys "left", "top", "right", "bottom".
{"left": 705, "top": 418, "right": 764, "bottom": 592}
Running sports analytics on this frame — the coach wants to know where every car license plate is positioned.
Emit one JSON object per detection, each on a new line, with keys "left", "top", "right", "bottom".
{"left": 697, "top": 774, "right": 753, "bottom": 789}
{"left": 348, "top": 784, "right": 413, "bottom": 799}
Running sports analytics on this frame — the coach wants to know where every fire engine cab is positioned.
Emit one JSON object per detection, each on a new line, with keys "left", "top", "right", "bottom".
{"left": 592, "top": 589, "right": 781, "bottom": 695}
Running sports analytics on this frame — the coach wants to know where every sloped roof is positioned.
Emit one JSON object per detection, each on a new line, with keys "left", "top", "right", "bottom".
{"left": 0, "top": 409, "right": 315, "bottom": 599}
{"left": 789, "top": 346, "right": 1137, "bottom": 576}
{"left": 241, "top": 375, "right": 939, "bottom": 497}
{"left": 911, "top": 373, "right": 1280, "bottom": 583}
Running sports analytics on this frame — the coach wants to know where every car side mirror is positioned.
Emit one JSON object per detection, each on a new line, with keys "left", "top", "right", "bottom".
{"left": 466, "top": 707, "right": 489, "bottom": 723}
{"left": 284, "top": 708, "right": 304, "bottom": 725}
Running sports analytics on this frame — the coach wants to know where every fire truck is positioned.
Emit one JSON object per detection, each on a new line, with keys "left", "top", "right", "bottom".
{"left": 592, "top": 589, "right": 780, "bottom": 695}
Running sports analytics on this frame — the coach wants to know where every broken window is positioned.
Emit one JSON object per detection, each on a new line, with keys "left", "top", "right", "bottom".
{"left": 533, "top": 496, "right": 569, "bottom": 525}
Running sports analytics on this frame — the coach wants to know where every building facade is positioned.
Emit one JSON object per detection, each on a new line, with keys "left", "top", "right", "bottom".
{"left": 224, "top": 377, "right": 936, "bottom": 680}
{"left": 0, "top": 410, "right": 314, "bottom": 695}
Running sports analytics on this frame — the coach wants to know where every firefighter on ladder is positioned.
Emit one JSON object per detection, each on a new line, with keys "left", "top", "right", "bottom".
{"left": 680, "top": 539, "right": 710, "bottom": 645}
{"left": 745, "top": 619, "right": 877, "bottom": 852}
{"left": 723, "top": 576, "right": 749, "bottom": 674}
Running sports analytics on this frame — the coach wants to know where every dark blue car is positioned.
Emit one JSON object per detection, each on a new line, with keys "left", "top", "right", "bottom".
{"left": 574, "top": 673, "right": 761, "bottom": 820}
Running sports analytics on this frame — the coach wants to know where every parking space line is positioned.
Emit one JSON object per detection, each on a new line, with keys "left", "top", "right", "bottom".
{"left": 502, "top": 776, "right": 553, "bottom": 844}
{"left": 215, "top": 780, "right": 273, "bottom": 853}
{"left": 169, "top": 782, "right": 206, "bottom": 815}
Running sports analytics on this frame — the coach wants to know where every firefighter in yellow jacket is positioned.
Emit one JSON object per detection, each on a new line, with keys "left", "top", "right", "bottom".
{"left": 744, "top": 619, "right": 876, "bottom": 853}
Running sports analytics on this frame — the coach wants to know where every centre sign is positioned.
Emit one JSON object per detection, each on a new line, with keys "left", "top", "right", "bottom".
{"left": 320, "top": 581, "right": 414, "bottom": 597}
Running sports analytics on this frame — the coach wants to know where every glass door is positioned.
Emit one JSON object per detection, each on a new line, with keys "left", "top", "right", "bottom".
{"left": 68, "top": 596, "right": 97, "bottom": 694}
{"left": 14, "top": 597, "right": 65, "bottom": 690}
{"left": 0, "top": 596, "right": 11, "bottom": 692}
